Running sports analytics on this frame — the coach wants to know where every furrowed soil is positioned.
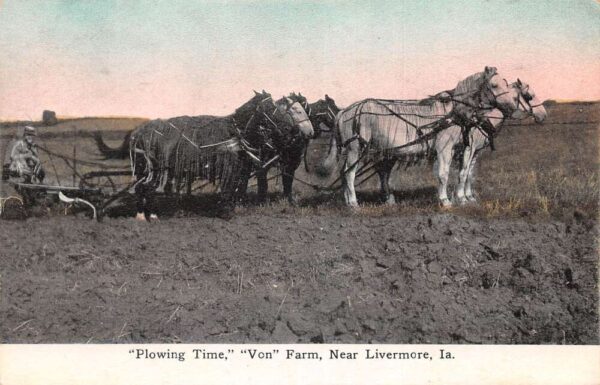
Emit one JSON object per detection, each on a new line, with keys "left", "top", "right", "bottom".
{"left": 1, "top": 212, "right": 597, "bottom": 344}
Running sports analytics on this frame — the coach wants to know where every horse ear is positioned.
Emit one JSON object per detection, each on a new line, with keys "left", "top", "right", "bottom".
{"left": 262, "top": 89, "right": 266, "bottom": 94}
{"left": 325, "top": 94, "right": 330, "bottom": 100}
{"left": 517, "top": 78, "right": 522, "bottom": 87}
{"left": 253, "top": 90, "right": 260, "bottom": 95}
{"left": 485, "top": 66, "right": 497, "bottom": 75}
{"left": 286, "top": 97, "right": 293, "bottom": 105}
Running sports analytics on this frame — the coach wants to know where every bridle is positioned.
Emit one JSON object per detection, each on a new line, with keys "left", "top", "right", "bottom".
{"left": 314, "top": 104, "right": 337, "bottom": 122}
{"left": 479, "top": 76, "right": 514, "bottom": 115}
{"left": 310, "top": 100, "right": 338, "bottom": 133}
{"left": 514, "top": 85, "right": 544, "bottom": 117}
{"left": 270, "top": 98, "right": 312, "bottom": 128}
{"left": 447, "top": 73, "right": 513, "bottom": 119}
{"left": 239, "top": 96, "right": 304, "bottom": 132}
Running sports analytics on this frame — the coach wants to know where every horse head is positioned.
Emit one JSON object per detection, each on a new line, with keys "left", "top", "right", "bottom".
{"left": 288, "top": 92, "right": 309, "bottom": 112}
{"left": 452, "top": 66, "right": 542, "bottom": 124}
{"left": 304, "top": 94, "right": 340, "bottom": 138}
{"left": 274, "top": 94, "right": 314, "bottom": 139}
{"left": 510, "top": 79, "right": 547, "bottom": 123}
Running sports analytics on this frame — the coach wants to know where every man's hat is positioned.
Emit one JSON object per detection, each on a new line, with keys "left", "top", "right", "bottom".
{"left": 24, "top": 126, "right": 36, "bottom": 136}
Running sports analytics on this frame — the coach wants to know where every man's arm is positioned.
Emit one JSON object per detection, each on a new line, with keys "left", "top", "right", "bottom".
{"left": 10, "top": 141, "right": 38, "bottom": 163}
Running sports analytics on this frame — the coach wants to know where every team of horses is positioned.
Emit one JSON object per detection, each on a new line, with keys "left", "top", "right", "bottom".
{"left": 94, "top": 66, "right": 546, "bottom": 220}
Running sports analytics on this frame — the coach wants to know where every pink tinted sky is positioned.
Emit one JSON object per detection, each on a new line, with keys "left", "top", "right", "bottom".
{"left": 0, "top": 1, "right": 598, "bottom": 120}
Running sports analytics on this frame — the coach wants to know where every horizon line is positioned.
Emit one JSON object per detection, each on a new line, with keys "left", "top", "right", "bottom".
{"left": 1, "top": 99, "right": 597, "bottom": 124}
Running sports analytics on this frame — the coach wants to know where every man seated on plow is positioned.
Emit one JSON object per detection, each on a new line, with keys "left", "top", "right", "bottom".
{"left": 6, "top": 126, "right": 45, "bottom": 184}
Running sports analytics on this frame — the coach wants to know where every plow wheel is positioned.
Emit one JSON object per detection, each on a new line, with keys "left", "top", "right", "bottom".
{"left": 0, "top": 196, "right": 27, "bottom": 220}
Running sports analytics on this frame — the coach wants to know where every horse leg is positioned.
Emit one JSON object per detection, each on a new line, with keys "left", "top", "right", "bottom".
{"left": 164, "top": 170, "right": 174, "bottom": 196}
{"left": 256, "top": 168, "right": 269, "bottom": 204}
{"left": 376, "top": 159, "right": 396, "bottom": 205}
{"left": 186, "top": 173, "right": 192, "bottom": 196}
{"left": 155, "top": 168, "right": 168, "bottom": 194}
{"left": 215, "top": 167, "right": 242, "bottom": 220}
{"left": 465, "top": 151, "right": 480, "bottom": 203}
{"left": 342, "top": 143, "right": 360, "bottom": 207}
{"left": 434, "top": 146, "right": 453, "bottom": 207}
{"left": 147, "top": 189, "right": 159, "bottom": 221}
{"left": 135, "top": 183, "right": 148, "bottom": 221}
{"left": 282, "top": 157, "right": 301, "bottom": 205}
{"left": 282, "top": 169, "right": 295, "bottom": 204}
{"left": 235, "top": 160, "right": 253, "bottom": 204}
{"left": 216, "top": 187, "right": 236, "bottom": 220}
{"left": 434, "top": 126, "right": 462, "bottom": 207}
{"left": 457, "top": 143, "right": 477, "bottom": 205}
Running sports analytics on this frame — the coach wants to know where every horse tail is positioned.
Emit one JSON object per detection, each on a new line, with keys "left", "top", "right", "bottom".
{"left": 93, "top": 131, "right": 131, "bottom": 159}
{"left": 315, "top": 120, "right": 339, "bottom": 178}
{"left": 128, "top": 132, "right": 146, "bottom": 182}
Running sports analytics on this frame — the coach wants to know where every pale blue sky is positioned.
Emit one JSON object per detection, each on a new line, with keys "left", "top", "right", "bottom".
{"left": 0, "top": 0, "right": 598, "bottom": 119}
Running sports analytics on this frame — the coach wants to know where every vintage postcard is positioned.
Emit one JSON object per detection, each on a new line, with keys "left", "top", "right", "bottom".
{"left": 0, "top": 1, "right": 598, "bottom": 384}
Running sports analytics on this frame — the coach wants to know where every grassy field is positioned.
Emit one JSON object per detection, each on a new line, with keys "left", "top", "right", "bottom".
{"left": 1, "top": 102, "right": 598, "bottom": 221}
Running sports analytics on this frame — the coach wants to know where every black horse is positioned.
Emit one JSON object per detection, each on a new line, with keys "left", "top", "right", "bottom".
{"left": 129, "top": 90, "right": 313, "bottom": 220}
{"left": 239, "top": 92, "right": 340, "bottom": 204}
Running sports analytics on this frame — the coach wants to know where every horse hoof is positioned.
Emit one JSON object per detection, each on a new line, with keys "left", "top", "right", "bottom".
{"left": 135, "top": 213, "right": 146, "bottom": 221}
{"left": 385, "top": 197, "right": 396, "bottom": 206}
{"left": 440, "top": 199, "right": 452, "bottom": 208}
{"left": 287, "top": 197, "right": 298, "bottom": 206}
{"left": 347, "top": 202, "right": 360, "bottom": 210}
{"left": 149, "top": 214, "right": 159, "bottom": 221}
{"left": 216, "top": 209, "right": 234, "bottom": 221}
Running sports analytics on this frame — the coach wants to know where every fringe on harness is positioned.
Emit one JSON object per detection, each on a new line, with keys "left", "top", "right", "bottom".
{"left": 130, "top": 116, "right": 245, "bottom": 193}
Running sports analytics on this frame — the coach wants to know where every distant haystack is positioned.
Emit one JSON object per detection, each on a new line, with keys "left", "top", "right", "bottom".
{"left": 42, "top": 110, "right": 58, "bottom": 126}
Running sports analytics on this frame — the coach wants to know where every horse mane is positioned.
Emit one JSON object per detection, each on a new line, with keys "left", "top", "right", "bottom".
{"left": 449, "top": 66, "right": 499, "bottom": 121}
{"left": 233, "top": 91, "right": 272, "bottom": 129}
{"left": 419, "top": 90, "right": 454, "bottom": 106}
{"left": 454, "top": 72, "right": 484, "bottom": 99}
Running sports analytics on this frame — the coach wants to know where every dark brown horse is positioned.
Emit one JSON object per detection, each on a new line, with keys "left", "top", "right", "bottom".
{"left": 129, "top": 91, "right": 313, "bottom": 220}
{"left": 238, "top": 93, "right": 340, "bottom": 204}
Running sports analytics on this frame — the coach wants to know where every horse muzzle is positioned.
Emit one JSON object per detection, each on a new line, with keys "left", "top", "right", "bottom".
{"left": 532, "top": 105, "right": 547, "bottom": 123}
{"left": 296, "top": 120, "right": 314, "bottom": 139}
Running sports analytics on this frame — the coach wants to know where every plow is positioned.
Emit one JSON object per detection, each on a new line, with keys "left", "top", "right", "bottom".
{"left": 0, "top": 139, "right": 135, "bottom": 221}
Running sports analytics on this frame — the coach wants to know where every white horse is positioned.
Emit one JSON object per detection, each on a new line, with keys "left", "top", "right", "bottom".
{"left": 318, "top": 67, "right": 545, "bottom": 206}
{"left": 440, "top": 79, "right": 546, "bottom": 206}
